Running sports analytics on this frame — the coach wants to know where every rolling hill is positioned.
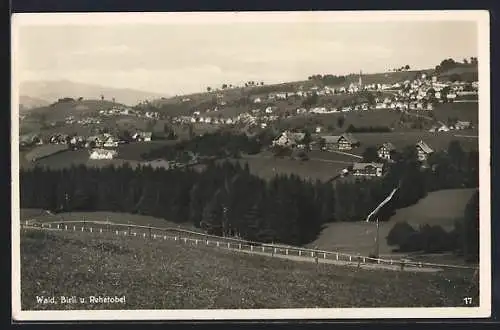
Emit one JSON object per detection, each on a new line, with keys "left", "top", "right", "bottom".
{"left": 19, "top": 95, "right": 51, "bottom": 112}
{"left": 308, "top": 188, "right": 477, "bottom": 258}
{"left": 21, "top": 99, "right": 127, "bottom": 123}
{"left": 20, "top": 80, "right": 168, "bottom": 107}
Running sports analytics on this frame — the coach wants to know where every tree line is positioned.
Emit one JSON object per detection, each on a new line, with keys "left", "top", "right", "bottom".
{"left": 20, "top": 161, "right": 335, "bottom": 246}
{"left": 20, "top": 138, "right": 478, "bottom": 248}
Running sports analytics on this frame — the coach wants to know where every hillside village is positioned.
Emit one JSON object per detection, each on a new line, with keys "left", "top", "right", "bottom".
{"left": 19, "top": 61, "right": 478, "bottom": 180}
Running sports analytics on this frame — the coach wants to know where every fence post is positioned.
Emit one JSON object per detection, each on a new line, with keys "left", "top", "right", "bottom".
{"left": 73, "top": 226, "right": 76, "bottom": 231}
{"left": 262, "top": 246, "right": 265, "bottom": 252}
{"left": 153, "top": 234, "right": 156, "bottom": 239}
{"left": 184, "top": 238, "right": 187, "bottom": 244}
{"left": 65, "top": 225, "right": 68, "bottom": 230}
{"left": 286, "top": 249, "right": 289, "bottom": 255}
{"left": 239, "top": 243, "right": 241, "bottom": 250}
{"left": 81, "top": 227, "right": 84, "bottom": 232}
{"left": 250, "top": 245, "right": 253, "bottom": 251}
{"left": 100, "top": 228, "right": 103, "bottom": 233}
{"left": 149, "top": 227, "right": 152, "bottom": 239}
{"left": 299, "top": 250, "right": 302, "bottom": 257}
{"left": 115, "top": 230, "right": 118, "bottom": 235}
{"left": 57, "top": 224, "right": 60, "bottom": 229}
{"left": 196, "top": 239, "right": 198, "bottom": 245}
{"left": 311, "top": 251, "right": 314, "bottom": 257}
{"left": 217, "top": 241, "right": 219, "bottom": 247}
{"left": 336, "top": 253, "right": 339, "bottom": 261}
{"left": 128, "top": 226, "right": 131, "bottom": 236}
{"left": 90, "top": 227, "right": 93, "bottom": 233}
{"left": 349, "top": 255, "right": 352, "bottom": 262}
{"left": 144, "top": 233, "right": 146, "bottom": 238}
{"left": 323, "top": 253, "right": 326, "bottom": 259}
{"left": 315, "top": 254, "right": 319, "bottom": 264}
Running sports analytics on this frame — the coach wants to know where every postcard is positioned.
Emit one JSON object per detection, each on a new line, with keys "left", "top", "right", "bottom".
{"left": 11, "top": 10, "right": 491, "bottom": 321}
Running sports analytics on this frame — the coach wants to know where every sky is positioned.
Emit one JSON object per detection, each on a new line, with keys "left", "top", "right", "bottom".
{"left": 14, "top": 13, "right": 479, "bottom": 95}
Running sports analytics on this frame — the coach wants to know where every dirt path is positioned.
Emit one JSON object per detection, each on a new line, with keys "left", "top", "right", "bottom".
{"left": 229, "top": 248, "right": 441, "bottom": 273}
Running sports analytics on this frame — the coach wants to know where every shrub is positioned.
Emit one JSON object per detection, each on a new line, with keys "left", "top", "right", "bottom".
{"left": 386, "top": 221, "right": 419, "bottom": 252}
{"left": 418, "top": 224, "right": 452, "bottom": 253}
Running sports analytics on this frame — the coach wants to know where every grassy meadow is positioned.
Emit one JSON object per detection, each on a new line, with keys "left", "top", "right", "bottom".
{"left": 308, "top": 188, "right": 477, "bottom": 260}
{"left": 20, "top": 228, "right": 478, "bottom": 310}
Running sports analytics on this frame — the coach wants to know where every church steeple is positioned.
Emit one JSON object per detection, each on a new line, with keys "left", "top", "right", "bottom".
{"left": 358, "top": 70, "right": 363, "bottom": 88}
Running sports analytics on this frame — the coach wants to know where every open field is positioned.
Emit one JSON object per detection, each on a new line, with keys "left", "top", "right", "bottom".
{"left": 308, "top": 188, "right": 477, "bottom": 261}
{"left": 20, "top": 228, "right": 478, "bottom": 310}
{"left": 432, "top": 102, "right": 479, "bottom": 125}
{"left": 232, "top": 155, "right": 349, "bottom": 182}
{"left": 116, "top": 141, "right": 179, "bottom": 161}
{"left": 284, "top": 109, "right": 404, "bottom": 133}
{"left": 28, "top": 149, "right": 143, "bottom": 170}
{"left": 20, "top": 209, "right": 196, "bottom": 231}
{"left": 24, "top": 100, "right": 122, "bottom": 122}
{"left": 351, "top": 131, "right": 478, "bottom": 153}
{"left": 24, "top": 144, "right": 69, "bottom": 162}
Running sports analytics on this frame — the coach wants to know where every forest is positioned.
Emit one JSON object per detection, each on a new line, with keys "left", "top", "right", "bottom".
{"left": 20, "top": 140, "right": 478, "bottom": 246}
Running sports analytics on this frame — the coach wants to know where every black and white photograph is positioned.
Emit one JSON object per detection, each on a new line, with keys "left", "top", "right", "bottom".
{"left": 11, "top": 11, "right": 491, "bottom": 321}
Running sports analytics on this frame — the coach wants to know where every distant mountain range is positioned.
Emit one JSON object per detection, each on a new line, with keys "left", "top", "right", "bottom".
{"left": 19, "top": 80, "right": 168, "bottom": 107}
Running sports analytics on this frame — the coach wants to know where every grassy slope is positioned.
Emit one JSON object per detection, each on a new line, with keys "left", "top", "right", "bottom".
{"left": 432, "top": 102, "right": 479, "bottom": 125}
{"left": 25, "top": 100, "right": 123, "bottom": 122}
{"left": 20, "top": 229, "right": 478, "bottom": 310}
{"left": 351, "top": 131, "right": 478, "bottom": 154}
{"left": 20, "top": 210, "right": 195, "bottom": 231}
{"left": 222, "top": 156, "right": 348, "bottom": 182}
{"left": 308, "top": 188, "right": 477, "bottom": 258}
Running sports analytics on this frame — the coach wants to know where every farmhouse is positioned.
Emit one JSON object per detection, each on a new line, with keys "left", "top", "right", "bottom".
{"left": 132, "top": 131, "right": 152, "bottom": 142}
{"left": 272, "top": 131, "right": 305, "bottom": 149}
{"left": 337, "top": 133, "right": 359, "bottom": 151}
{"left": 377, "top": 142, "right": 396, "bottom": 161}
{"left": 319, "top": 135, "right": 341, "bottom": 151}
{"left": 352, "top": 162, "right": 384, "bottom": 177}
{"left": 103, "top": 135, "right": 119, "bottom": 148}
{"left": 416, "top": 140, "right": 434, "bottom": 162}
{"left": 89, "top": 148, "right": 117, "bottom": 160}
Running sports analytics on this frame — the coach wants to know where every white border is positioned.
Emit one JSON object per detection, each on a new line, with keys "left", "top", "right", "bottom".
{"left": 11, "top": 10, "right": 491, "bottom": 321}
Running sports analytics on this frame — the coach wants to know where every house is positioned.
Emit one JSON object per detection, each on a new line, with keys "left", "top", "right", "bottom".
{"left": 272, "top": 131, "right": 305, "bottom": 148}
{"left": 337, "top": 133, "right": 359, "bottom": 150}
{"left": 352, "top": 162, "right": 384, "bottom": 177}
{"left": 89, "top": 148, "right": 117, "bottom": 160}
{"left": 437, "top": 125, "right": 450, "bottom": 132}
{"left": 315, "top": 126, "right": 323, "bottom": 133}
{"left": 377, "top": 142, "right": 396, "bottom": 161}
{"left": 103, "top": 135, "right": 119, "bottom": 148}
{"left": 319, "top": 135, "right": 341, "bottom": 151}
{"left": 416, "top": 140, "right": 434, "bottom": 161}
{"left": 455, "top": 121, "right": 472, "bottom": 130}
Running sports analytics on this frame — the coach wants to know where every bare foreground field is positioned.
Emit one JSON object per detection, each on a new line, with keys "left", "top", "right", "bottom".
{"left": 20, "top": 228, "right": 478, "bottom": 310}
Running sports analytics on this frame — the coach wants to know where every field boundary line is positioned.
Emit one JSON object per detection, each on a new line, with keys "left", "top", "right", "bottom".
{"left": 21, "top": 220, "right": 478, "bottom": 271}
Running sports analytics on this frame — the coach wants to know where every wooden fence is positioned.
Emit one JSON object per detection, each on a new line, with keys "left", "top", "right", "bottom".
{"left": 20, "top": 220, "right": 478, "bottom": 272}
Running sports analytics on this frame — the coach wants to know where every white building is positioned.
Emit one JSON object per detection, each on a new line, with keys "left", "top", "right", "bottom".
{"left": 89, "top": 148, "right": 117, "bottom": 160}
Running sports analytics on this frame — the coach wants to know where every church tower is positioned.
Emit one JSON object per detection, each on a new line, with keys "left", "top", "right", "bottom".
{"left": 358, "top": 70, "right": 363, "bottom": 89}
